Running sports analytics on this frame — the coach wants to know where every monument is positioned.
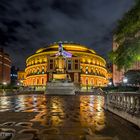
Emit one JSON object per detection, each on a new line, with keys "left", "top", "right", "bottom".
{"left": 45, "top": 43, "right": 80, "bottom": 95}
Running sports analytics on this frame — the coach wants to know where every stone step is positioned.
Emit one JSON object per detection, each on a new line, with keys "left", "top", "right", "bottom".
{"left": 46, "top": 89, "right": 75, "bottom": 95}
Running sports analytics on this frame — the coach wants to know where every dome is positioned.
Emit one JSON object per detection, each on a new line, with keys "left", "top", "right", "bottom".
{"left": 35, "top": 42, "right": 96, "bottom": 54}
{"left": 24, "top": 42, "right": 108, "bottom": 88}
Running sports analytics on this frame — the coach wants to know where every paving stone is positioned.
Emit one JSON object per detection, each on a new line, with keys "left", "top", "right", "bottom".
{"left": 0, "top": 128, "right": 16, "bottom": 133}
{"left": 13, "top": 133, "right": 34, "bottom": 140}
{"left": 41, "top": 128, "right": 59, "bottom": 134}
{"left": 40, "top": 134, "right": 85, "bottom": 140}
{"left": 0, "top": 128, "right": 15, "bottom": 140}
{"left": 15, "top": 122, "right": 33, "bottom": 128}
{"left": 95, "top": 124, "right": 105, "bottom": 131}
{"left": 18, "top": 128, "right": 39, "bottom": 134}
{"left": 18, "top": 128, "right": 39, "bottom": 140}
{"left": 60, "top": 127, "right": 92, "bottom": 135}
{"left": 86, "top": 135, "right": 113, "bottom": 140}
{"left": 112, "top": 136, "right": 119, "bottom": 140}
{"left": 0, "top": 121, "right": 16, "bottom": 127}
{"left": 0, "top": 134, "right": 14, "bottom": 140}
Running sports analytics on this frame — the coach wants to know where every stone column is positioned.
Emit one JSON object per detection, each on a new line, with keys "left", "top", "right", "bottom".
{"left": 126, "top": 96, "right": 131, "bottom": 112}
{"left": 135, "top": 97, "right": 140, "bottom": 114}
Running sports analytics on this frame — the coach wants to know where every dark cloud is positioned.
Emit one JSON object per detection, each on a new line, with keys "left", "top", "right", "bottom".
{"left": 0, "top": 0, "right": 134, "bottom": 69}
{"left": 51, "top": 0, "right": 85, "bottom": 18}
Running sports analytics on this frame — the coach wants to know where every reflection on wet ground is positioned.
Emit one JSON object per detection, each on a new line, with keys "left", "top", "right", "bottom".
{"left": 0, "top": 94, "right": 140, "bottom": 140}
{"left": 31, "top": 95, "right": 105, "bottom": 128}
{"left": 0, "top": 94, "right": 46, "bottom": 112}
{"left": 0, "top": 95, "right": 105, "bottom": 128}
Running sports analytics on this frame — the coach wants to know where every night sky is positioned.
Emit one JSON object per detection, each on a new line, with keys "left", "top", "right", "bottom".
{"left": 0, "top": 0, "right": 134, "bottom": 69}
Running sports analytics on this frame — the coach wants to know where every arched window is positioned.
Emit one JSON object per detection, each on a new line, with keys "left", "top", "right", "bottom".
{"left": 42, "top": 78, "right": 44, "bottom": 84}
{"left": 37, "top": 79, "right": 39, "bottom": 85}
{"left": 50, "top": 59, "right": 54, "bottom": 70}
{"left": 86, "top": 77, "right": 88, "bottom": 85}
{"left": 91, "top": 78, "right": 93, "bottom": 85}
{"left": 68, "top": 60, "right": 72, "bottom": 70}
{"left": 92, "top": 59, "right": 95, "bottom": 64}
{"left": 74, "top": 59, "right": 78, "bottom": 70}
{"left": 33, "top": 79, "right": 35, "bottom": 85}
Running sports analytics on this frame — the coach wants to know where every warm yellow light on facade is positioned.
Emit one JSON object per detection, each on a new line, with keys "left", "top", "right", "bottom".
{"left": 88, "top": 59, "right": 91, "bottom": 64}
{"left": 82, "top": 59, "right": 85, "bottom": 63}
{"left": 18, "top": 43, "right": 109, "bottom": 88}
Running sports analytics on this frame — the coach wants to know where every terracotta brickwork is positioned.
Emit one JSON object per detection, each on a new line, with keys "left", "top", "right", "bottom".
{"left": 0, "top": 49, "right": 11, "bottom": 84}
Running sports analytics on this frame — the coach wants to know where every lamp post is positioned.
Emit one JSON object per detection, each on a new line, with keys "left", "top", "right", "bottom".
{"left": 123, "top": 77, "right": 128, "bottom": 87}
{"left": 3, "top": 82, "right": 7, "bottom": 85}
{"left": 3, "top": 82, "right": 7, "bottom": 94}
{"left": 123, "top": 77, "right": 128, "bottom": 84}
{"left": 108, "top": 82, "right": 112, "bottom": 86}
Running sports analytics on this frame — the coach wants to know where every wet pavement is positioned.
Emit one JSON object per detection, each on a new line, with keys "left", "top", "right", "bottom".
{"left": 0, "top": 94, "right": 140, "bottom": 140}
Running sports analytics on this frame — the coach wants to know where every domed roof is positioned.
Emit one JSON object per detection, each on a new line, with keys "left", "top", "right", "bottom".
{"left": 35, "top": 42, "right": 96, "bottom": 54}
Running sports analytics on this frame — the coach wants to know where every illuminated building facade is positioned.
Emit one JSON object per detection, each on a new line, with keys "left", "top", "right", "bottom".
{"left": 0, "top": 48, "right": 11, "bottom": 84}
{"left": 17, "top": 71, "right": 26, "bottom": 86}
{"left": 20, "top": 42, "right": 109, "bottom": 89}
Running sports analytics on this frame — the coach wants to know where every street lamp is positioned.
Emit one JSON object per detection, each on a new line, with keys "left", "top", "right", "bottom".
{"left": 3, "top": 82, "right": 7, "bottom": 85}
{"left": 2, "top": 82, "right": 7, "bottom": 94}
{"left": 123, "top": 77, "right": 128, "bottom": 84}
{"left": 108, "top": 82, "right": 112, "bottom": 86}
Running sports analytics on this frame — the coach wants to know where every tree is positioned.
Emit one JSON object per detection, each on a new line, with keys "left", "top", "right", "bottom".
{"left": 109, "top": 0, "right": 140, "bottom": 70}
{"left": 109, "top": 37, "right": 140, "bottom": 70}
{"left": 115, "top": 0, "right": 140, "bottom": 44}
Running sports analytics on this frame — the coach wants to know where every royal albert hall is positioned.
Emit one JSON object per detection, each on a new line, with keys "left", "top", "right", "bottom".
{"left": 21, "top": 42, "right": 109, "bottom": 90}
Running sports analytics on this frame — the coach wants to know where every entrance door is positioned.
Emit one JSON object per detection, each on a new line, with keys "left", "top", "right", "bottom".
{"left": 74, "top": 73, "right": 79, "bottom": 83}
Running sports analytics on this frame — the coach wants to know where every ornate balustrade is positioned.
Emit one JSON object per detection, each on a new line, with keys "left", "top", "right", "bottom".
{"left": 104, "top": 92, "right": 140, "bottom": 127}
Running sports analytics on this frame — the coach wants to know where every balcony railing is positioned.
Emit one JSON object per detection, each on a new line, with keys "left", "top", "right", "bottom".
{"left": 26, "top": 61, "right": 47, "bottom": 67}
{"left": 81, "top": 71, "right": 106, "bottom": 77}
{"left": 105, "top": 92, "right": 140, "bottom": 116}
{"left": 26, "top": 72, "right": 47, "bottom": 77}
